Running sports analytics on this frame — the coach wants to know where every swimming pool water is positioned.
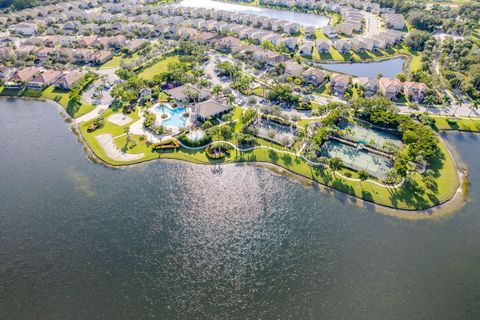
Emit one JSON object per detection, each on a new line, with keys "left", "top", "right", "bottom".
{"left": 155, "top": 105, "right": 187, "bottom": 128}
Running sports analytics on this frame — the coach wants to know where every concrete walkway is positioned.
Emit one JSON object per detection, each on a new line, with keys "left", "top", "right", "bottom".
{"left": 95, "top": 134, "right": 144, "bottom": 162}
{"left": 177, "top": 140, "right": 404, "bottom": 189}
{"left": 75, "top": 105, "right": 109, "bottom": 124}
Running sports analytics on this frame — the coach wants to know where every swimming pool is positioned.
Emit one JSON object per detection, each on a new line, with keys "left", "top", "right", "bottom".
{"left": 154, "top": 105, "right": 187, "bottom": 128}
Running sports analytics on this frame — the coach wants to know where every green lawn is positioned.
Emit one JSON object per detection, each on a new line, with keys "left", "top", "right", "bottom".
{"left": 432, "top": 116, "right": 480, "bottom": 132}
{"left": 100, "top": 52, "right": 140, "bottom": 69}
{"left": 78, "top": 110, "right": 460, "bottom": 211}
{"left": 138, "top": 56, "right": 180, "bottom": 80}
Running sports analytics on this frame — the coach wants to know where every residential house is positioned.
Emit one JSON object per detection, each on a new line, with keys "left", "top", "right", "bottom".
{"left": 404, "top": 81, "right": 428, "bottom": 102}
{"left": 322, "top": 26, "right": 337, "bottom": 38}
{"left": 299, "top": 40, "right": 313, "bottom": 56}
{"left": 284, "top": 60, "right": 305, "bottom": 78}
{"left": 0, "top": 65, "right": 14, "bottom": 79}
{"left": 216, "top": 36, "right": 242, "bottom": 52}
{"left": 379, "top": 77, "right": 403, "bottom": 99}
{"left": 27, "top": 69, "right": 63, "bottom": 89}
{"left": 284, "top": 22, "right": 301, "bottom": 35}
{"left": 352, "top": 77, "right": 378, "bottom": 96}
{"left": 302, "top": 68, "right": 327, "bottom": 86}
{"left": 383, "top": 13, "right": 405, "bottom": 30}
{"left": 55, "top": 70, "right": 84, "bottom": 90}
{"left": 304, "top": 26, "right": 316, "bottom": 39}
{"left": 335, "top": 22, "right": 355, "bottom": 36}
{"left": 90, "top": 51, "right": 113, "bottom": 65}
{"left": 7, "top": 67, "right": 40, "bottom": 86}
{"left": 330, "top": 73, "right": 350, "bottom": 96}
{"left": 334, "top": 39, "right": 352, "bottom": 54}
{"left": 315, "top": 39, "right": 330, "bottom": 54}
{"left": 283, "top": 37, "right": 299, "bottom": 51}
{"left": 11, "top": 23, "right": 37, "bottom": 36}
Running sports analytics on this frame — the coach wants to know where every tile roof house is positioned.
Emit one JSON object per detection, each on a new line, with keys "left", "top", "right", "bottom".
{"left": 322, "top": 26, "right": 337, "bottom": 38}
{"left": 403, "top": 81, "right": 428, "bottom": 102}
{"left": 330, "top": 73, "right": 350, "bottom": 96}
{"left": 282, "top": 37, "right": 299, "bottom": 51}
{"left": 27, "top": 69, "right": 63, "bottom": 89}
{"left": 352, "top": 77, "right": 378, "bottom": 96}
{"left": 55, "top": 70, "right": 84, "bottom": 90}
{"left": 299, "top": 40, "right": 313, "bottom": 56}
{"left": 334, "top": 39, "right": 352, "bottom": 54}
{"left": 379, "top": 77, "right": 403, "bottom": 99}
{"left": 90, "top": 50, "right": 113, "bottom": 65}
{"left": 383, "top": 13, "right": 406, "bottom": 30}
{"left": 315, "top": 39, "right": 330, "bottom": 54}
{"left": 284, "top": 60, "right": 305, "bottom": 77}
{"left": 302, "top": 68, "right": 327, "bottom": 86}
{"left": 8, "top": 67, "right": 40, "bottom": 83}
{"left": 216, "top": 36, "right": 242, "bottom": 52}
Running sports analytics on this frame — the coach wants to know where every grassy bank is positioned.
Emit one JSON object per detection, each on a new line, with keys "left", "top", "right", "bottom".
{"left": 432, "top": 116, "right": 480, "bottom": 132}
{"left": 0, "top": 85, "right": 95, "bottom": 118}
{"left": 78, "top": 107, "right": 459, "bottom": 211}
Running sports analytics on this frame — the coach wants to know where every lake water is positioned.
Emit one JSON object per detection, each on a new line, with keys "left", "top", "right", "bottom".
{"left": 176, "top": 0, "right": 330, "bottom": 27}
{"left": 320, "top": 57, "right": 405, "bottom": 78}
{"left": 1, "top": 98, "right": 480, "bottom": 320}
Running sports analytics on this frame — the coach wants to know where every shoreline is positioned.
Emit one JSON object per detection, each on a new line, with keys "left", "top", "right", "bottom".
{"left": 1, "top": 95, "right": 467, "bottom": 216}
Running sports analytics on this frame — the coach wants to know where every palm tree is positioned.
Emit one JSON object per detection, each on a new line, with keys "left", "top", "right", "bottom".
{"left": 227, "top": 94, "right": 235, "bottom": 105}
{"left": 211, "top": 84, "right": 222, "bottom": 99}
{"left": 424, "top": 94, "right": 436, "bottom": 115}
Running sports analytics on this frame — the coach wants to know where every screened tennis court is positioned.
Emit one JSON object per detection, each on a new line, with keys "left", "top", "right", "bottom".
{"left": 338, "top": 122, "right": 403, "bottom": 150}
{"left": 321, "top": 140, "right": 394, "bottom": 179}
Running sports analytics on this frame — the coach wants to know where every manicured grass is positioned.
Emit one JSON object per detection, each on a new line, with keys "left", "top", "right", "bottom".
{"left": 409, "top": 53, "right": 422, "bottom": 73}
{"left": 79, "top": 109, "right": 460, "bottom": 211}
{"left": 327, "top": 47, "right": 345, "bottom": 61}
{"left": 137, "top": 56, "right": 180, "bottom": 80}
{"left": 314, "top": 29, "right": 328, "bottom": 41}
{"left": 432, "top": 116, "right": 480, "bottom": 132}
{"left": 100, "top": 52, "right": 140, "bottom": 69}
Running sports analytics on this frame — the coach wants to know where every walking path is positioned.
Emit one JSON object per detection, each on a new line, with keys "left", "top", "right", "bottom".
{"left": 95, "top": 134, "right": 144, "bottom": 162}
{"left": 177, "top": 140, "right": 404, "bottom": 188}
{"left": 75, "top": 105, "right": 109, "bottom": 124}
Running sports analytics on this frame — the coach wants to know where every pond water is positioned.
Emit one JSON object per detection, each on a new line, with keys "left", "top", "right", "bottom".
{"left": 1, "top": 98, "right": 480, "bottom": 320}
{"left": 176, "top": 0, "right": 330, "bottom": 27}
{"left": 320, "top": 57, "right": 405, "bottom": 78}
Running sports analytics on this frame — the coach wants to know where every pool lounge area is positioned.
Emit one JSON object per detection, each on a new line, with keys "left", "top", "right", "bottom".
{"left": 321, "top": 140, "right": 394, "bottom": 180}
{"left": 152, "top": 104, "right": 190, "bottom": 129}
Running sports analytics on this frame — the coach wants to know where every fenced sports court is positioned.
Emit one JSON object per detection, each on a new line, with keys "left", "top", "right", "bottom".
{"left": 338, "top": 122, "right": 403, "bottom": 150}
{"left": 321, "top": 140, "right": 393, "bottom": 179}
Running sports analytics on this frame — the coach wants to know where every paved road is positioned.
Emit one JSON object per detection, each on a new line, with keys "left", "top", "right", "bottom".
{"left": 396, "top": 104, "right": 479, "bottom": 117}
{"left": 364, "top": 12, "right": 381, "bottom": 37}
{"left": 203, "top": 58, "right": 228, "bottom": 88}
